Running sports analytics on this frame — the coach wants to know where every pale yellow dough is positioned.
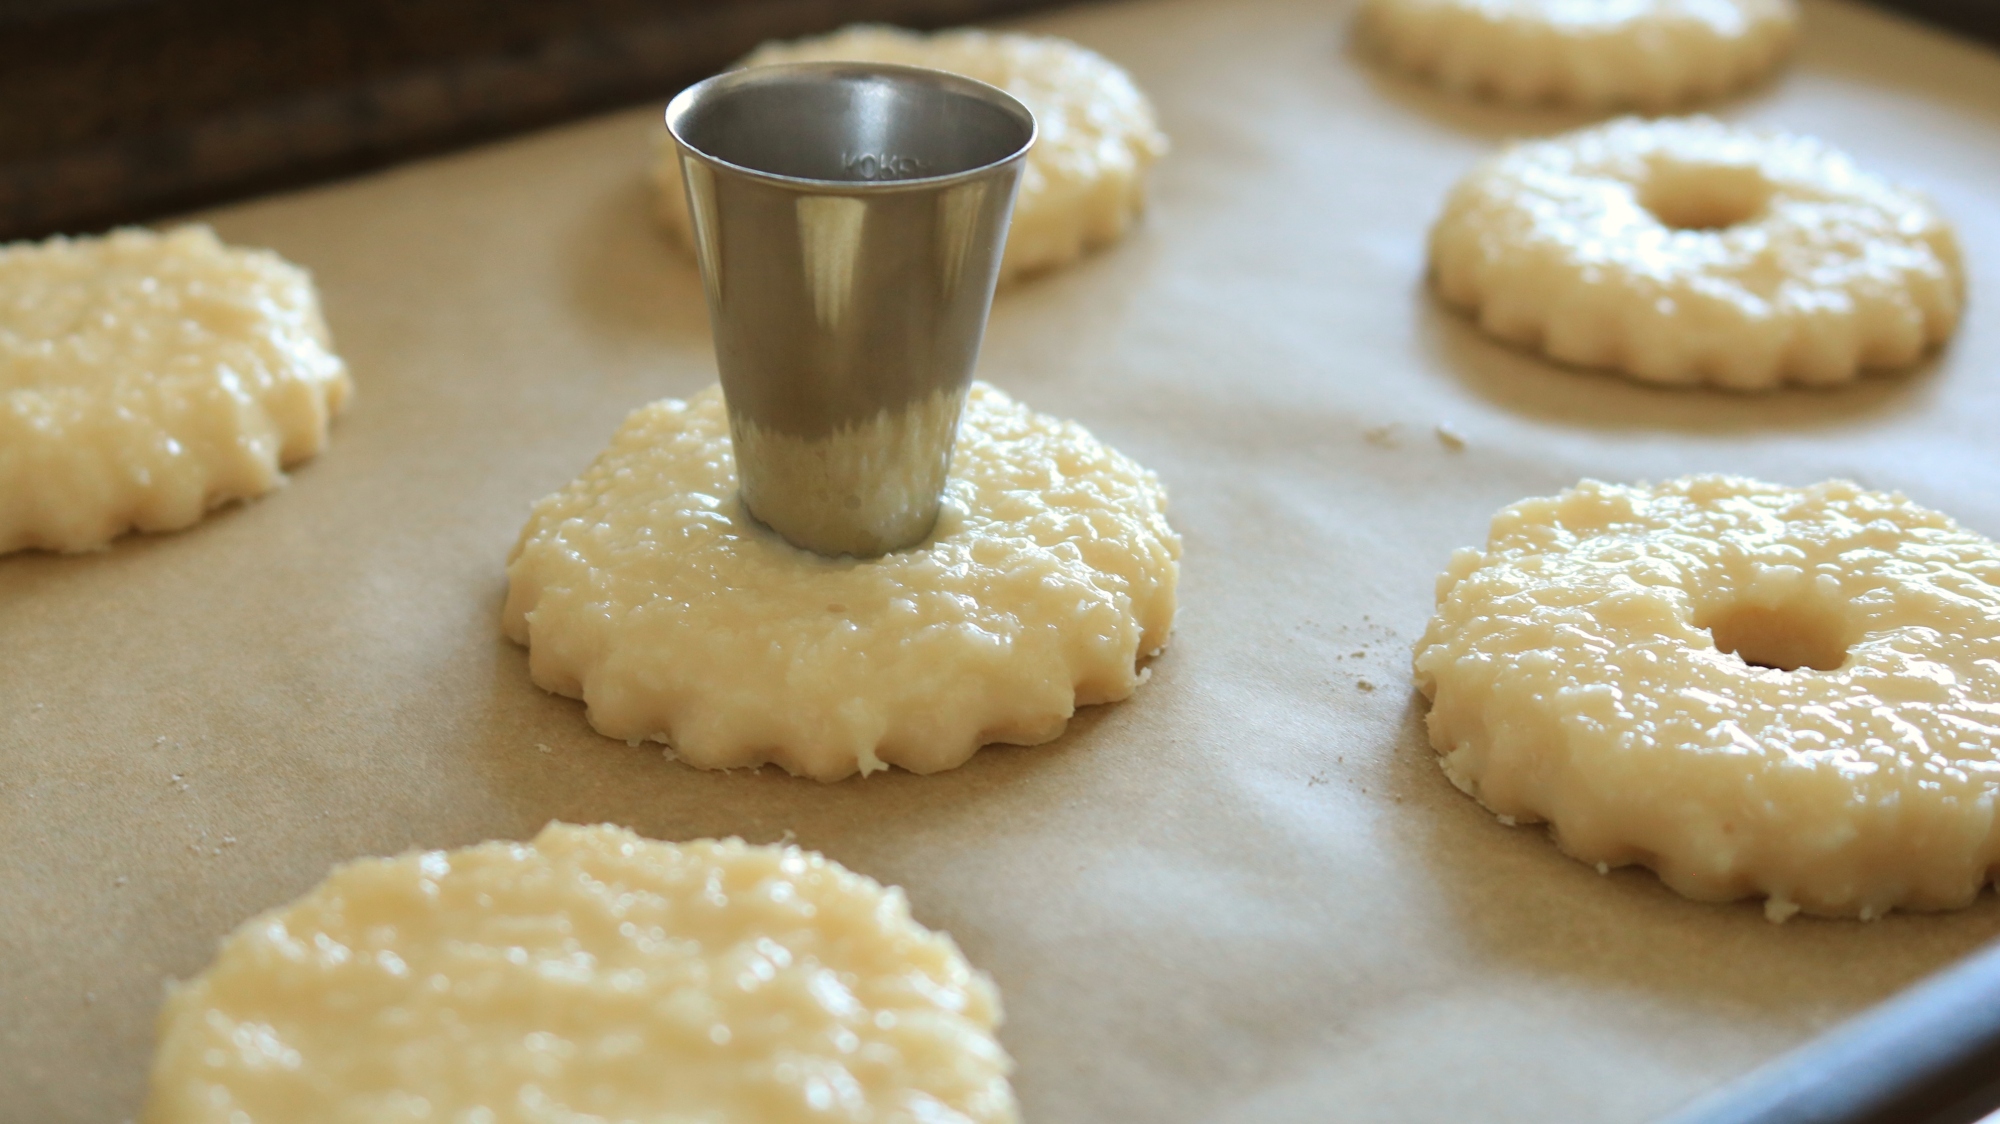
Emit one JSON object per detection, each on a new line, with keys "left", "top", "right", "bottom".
{"left": 651, "top": 24, "right": 1169, "bottom": 284}
{"left": 0, "top": 225, "right": 352, "bottom": 553}
{"left": 504, "top": 382, "right": 1180, "bottom": 780}
{"left": 1359, "top": 0, "right": 1799, "bottom": 110}
{"left": 145, "top": 823, "right": 1017, "bottom": 1124}
{"left": 1429, "top": 117, "right": 1963, "bottom": 389}
{"left": 1414, "top": 477, "right": 2000, "bottom": 920}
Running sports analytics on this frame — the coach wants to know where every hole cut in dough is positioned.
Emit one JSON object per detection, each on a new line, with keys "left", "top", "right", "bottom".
{"left": 1638, "top": 160, "right": 1772, "bottom": 231}
{"left": 504, "top": 382, "right": 1180, "bottom": 780}
{"left": 1414, "top": 476, "right": 2000, "bottom": 920}
{"left": 1698, "top": 598, "right": 1849, "bottom": 672}
{"left": 145, "top": 823, "right": 1019, "bottom": 1124}
{"left": 0, "top": 226, "right": 351, "bottom": 554}
{"left": 651, "top": 24, "right": 1169, "bottom": 284}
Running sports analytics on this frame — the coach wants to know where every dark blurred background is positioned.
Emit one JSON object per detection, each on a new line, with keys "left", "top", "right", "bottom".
{"left": 0, "top": 0, "right": 1992, "bottom": 242}
{"left": 0, "top": 0, "right": 1076, "bottom": 240}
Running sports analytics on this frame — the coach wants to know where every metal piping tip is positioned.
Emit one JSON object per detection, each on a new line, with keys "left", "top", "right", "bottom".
{"left": 666, "top": 62, "right": 1036, "bottom": 558}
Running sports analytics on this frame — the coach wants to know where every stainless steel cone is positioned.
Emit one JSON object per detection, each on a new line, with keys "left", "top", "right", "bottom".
{"left": 665, "top": 62, "right": 1036, "bottom": 558}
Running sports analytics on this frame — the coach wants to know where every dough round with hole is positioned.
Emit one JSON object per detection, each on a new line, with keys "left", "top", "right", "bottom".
{"left": 504, "top": 382, "right": 1180, "bottom": 780}
{"left": 1429, "top": 116, "right": 1963, "bottom": 390}
{"left": 1, "top": 225, "right": 352, "bottom": 554}
{"left": 1414, "top": 476, "right": 2000, "bottom": 921}
{"left": 650, "top": 24, "right": 1168, "bottom": 284}
{"left": 145, "top": 822, "right": 1017, "bottom": 1124}
{"left": 1358, "top": 0, "right": 1798, "bottom": 110}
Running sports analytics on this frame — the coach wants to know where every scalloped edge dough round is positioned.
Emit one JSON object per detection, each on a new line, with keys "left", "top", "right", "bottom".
{"left": 144, "top": 822, "right": 1018, "bottom": 1124}
{"left": 1413, "top": 476, "right": 2000, "bottom": 921}
{"left": 504, "top": 381, "right": 1180, "bottom": 781}
{"left": 649, "top": 24, "right": 1169, "bottom": 284}
{"left": 1429, "top": 116, "right": 1963, "bottom": 390}
{"left": 1358, "top": 0, "right": 1799, "bottom": 111}
{"left": 1, "top": 225, "right": 352, "bottom": 554}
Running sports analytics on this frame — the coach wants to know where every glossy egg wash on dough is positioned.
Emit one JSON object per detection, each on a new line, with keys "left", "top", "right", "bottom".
{"left": 505, "top": 382, "right": 1181, "bottom": 780}
{"left": 1429, "top": 117, "right": 1963, "bottom": 391}
{"left": 0, "top": 226, "right": 352, "bottom": 554}
{"left": 1415, "top": 477, "right": 2000, "bottom": 921}
{"left": 1360, "top": 0, "right": 1799, "bottom": 111}
{"left": 145, "top": 823, "right": 1019, "bottom": 1124}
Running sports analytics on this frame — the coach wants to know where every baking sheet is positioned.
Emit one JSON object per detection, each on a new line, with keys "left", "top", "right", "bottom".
{"left": 7, "top": 0, "right": 2000, "bottom": 1119}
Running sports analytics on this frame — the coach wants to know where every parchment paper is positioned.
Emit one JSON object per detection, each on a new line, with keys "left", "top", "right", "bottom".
{"left": 7, "top": 0, "right": 2000, "bottom": 1120}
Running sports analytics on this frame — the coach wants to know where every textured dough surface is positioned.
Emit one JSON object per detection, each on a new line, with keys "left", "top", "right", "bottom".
{"left": 1359, "top": 0, "right": 1798, "bottom": 110}
{"left": 145, "top": 823, "right": 1016, "bottom": 1124}
{"left": 652, "top": 24, "right": 1168, "bottom": 284}
{"left": 1413, "top": 477, "right": 2000, "bottom": 920}
{"left": 504, "top": 382, "right": 1180, "bottom": 780}
{"left": 1429, "top": 117, "right": 1963, "bottom": 390}
{"left": 0, "top": 225, "right": 352, "bottom": 553}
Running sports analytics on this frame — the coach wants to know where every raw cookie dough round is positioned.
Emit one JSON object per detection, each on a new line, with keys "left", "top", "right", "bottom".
{"left": 1413, "top": 476, "right": 2000, "bottom": 920}
{"left": 1358, "top": 0, "right": 1799, "bottom": 111}
{"left": 650, "top": 24, "right": 1169, "bottom": 284}
{"left": 0, "top": 225, "right": 352, "bottom": 554}
{"left": 145, "top": 823, "right": 1018, "bottom": 1124}
{"left": 1429, "top": 117, "right": 1963, "bottom": 390}
{"left": 505, "top": 382, "right": 1180, "bottom": 780}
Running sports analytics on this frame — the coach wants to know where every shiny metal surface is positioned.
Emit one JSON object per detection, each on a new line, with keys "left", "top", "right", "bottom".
{"left": 665, "top": 62, "right": 1035, "bottom": 557}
